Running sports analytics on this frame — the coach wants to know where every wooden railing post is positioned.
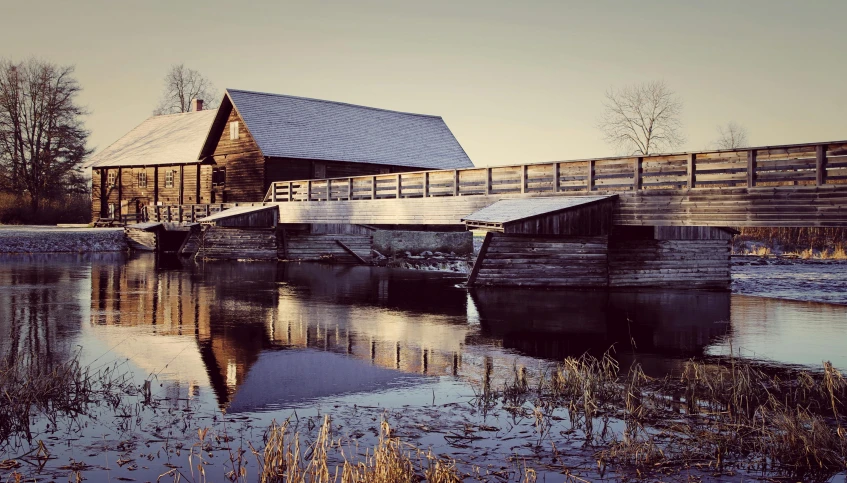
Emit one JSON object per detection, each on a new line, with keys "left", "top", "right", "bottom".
{"left": 687, "top": 153, "right": 696, "bottom": 189}
{"left": 553, "top": 163, "right": 560, "bottom": 193}
{"left": 816, "top": 145, "right": 828, "bottom": 186}
{"left": 347, "top": 177, "right": 353, "bottom": 200}
{"left": 205, "top": 205, "right": 210, "bottom": 217}
{"left": 396, "top": 174, "right": 401, "bottom": 198}
{"left": 520, "top": 165, "right": 527, "bottom": 194}
{"left": 633, "top": 157, "right": 643, "bottom": 190}
{"left": 588, "top": 160, "right": 595, "bottom": 191}
{"left": 423, "top": 172, "right": 430, "bottom": 197}
{"left": 485, "top": 167, "right": 492, "bottom": 195}
{"left": 306, "top": 180, "right": 312, "bottom": 201}
{"left": 747, "top": 149, "right": 757, "bottom": 188}
{"left": 371, "top": 176, "right": 377, "bottom": 199}
{"left": 288, "top": 181, "right": 293, "bottom": 202}
{"left": 327, "top": 179, "right": 332, "bottom": 201}
{"left": 453, "top": 170, "right": 459, "bottom": 196}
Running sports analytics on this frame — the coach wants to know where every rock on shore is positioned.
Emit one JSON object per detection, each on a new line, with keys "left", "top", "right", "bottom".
{"left": 0, "top": 226, "right": 126, "bottom": 253}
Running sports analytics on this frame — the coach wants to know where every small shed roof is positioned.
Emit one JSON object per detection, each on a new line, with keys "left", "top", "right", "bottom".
{"left": 85, "top": 110, "right": 217, "bottom": 168}
{"left": 462, "top": 196, "right": 615, "bottom": 227}
{"left": 201, "top": 89, "right": 474, "bottom": 170}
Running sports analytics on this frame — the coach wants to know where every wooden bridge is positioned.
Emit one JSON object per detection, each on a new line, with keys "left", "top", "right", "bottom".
{"left": 263, "top": 140, "right": 847, "bottom": 227}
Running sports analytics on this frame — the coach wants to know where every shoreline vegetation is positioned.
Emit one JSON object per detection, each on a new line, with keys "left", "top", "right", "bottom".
{"left": 2, "top": 350, "right": 846, "bottom": 482}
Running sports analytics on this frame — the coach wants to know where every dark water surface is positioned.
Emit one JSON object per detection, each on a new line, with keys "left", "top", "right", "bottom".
{"left": 1, "top": 253, "right": 846, "bottom": 481}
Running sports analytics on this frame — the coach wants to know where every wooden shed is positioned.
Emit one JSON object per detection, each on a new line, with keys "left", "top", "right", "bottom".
{"left": 462, "top": 196, "right": 616, "bottom": 235}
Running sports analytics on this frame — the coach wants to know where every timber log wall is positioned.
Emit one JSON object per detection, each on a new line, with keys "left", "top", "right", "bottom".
{"left": 608, "top": 240, "right": 731, "bottom": 289}
{"left": 198, "top": 227, "right": 277, "bottom": 260}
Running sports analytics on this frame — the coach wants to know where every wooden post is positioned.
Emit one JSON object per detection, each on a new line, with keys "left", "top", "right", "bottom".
{"left": 179, "top": 165, "right": 184, "bottom": 204}
{"left": 423, "top": 172, "right": 430, "bottom": 197}
{"left": 485, "top": 167, "right": 492, "bottom": 195}
{"left": 178, "top": 205, "right": 183, "bottom": 223}
{"left": 687, "top": 153, "right": 696, "bottom": 189}
{"left": 816, "top": 144, "right": 828, "bottom": 186}
{"left": 271, "top": 183, "right": 277, "bottom": 202}
{"left": 747, "top": 149, "right": 757, "bottom": 188}
{"left": 205, "top": 205, "right": 210, "bottom": 217}
{"left": 166, "top": 206, "right": 171, "bottom": 222}
{"left": 288, "top": 181, "right": 293, "bottom": 202}
{"left": 396, "top": 174, "right": 401, "bottom": 198}
{"left": 196, "top": 164, "right": 201, "bottom": 202}
{"left": 587, "top": 160, "right": 595, "bottom": 191}
{"left": 467, "top": 232, "right": 493, "bottom": 287}
{"left": 347, "top": 177, "right": 353, "bottom": 200}
{"left": 633, "top": 157, "right": 643, "bottom": 190}
{"left": 553, "top": 163, "right": 560, "bottom": 193}
{"left": 371, "top": 176, "right": 377, "bottom": 199}
{"left": 117, "top": 167, "right": 123, "bottom": 222}
{"left": 306, "top": 180, "right": 312, "bottom": 201}
{"left": 153, "top": 166, "right": 159, "bottom": 206}
{"left": 520, "top": 165, "right": 527, "bottom": 194}
{"left": 453, "top": 170, "right": 459, "bottom": 196}
{"left": 327, "top": 179, "right": 331, "bottom": 201}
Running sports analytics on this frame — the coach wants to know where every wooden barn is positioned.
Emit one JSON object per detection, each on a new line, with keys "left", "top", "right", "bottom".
{"left": 86, "top": 90, "right": 473, "bottom": 223}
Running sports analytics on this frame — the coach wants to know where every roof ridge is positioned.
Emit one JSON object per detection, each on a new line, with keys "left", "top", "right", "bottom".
{"left": 149, "top": 108, "right": 218, "bottom": 119}
{"left": 225, "top": 88, "right": 443, "bottom": 119}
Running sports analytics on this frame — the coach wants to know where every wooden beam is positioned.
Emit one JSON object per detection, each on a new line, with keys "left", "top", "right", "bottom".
{"left": 453, "top": 170, "right": 459, "bottom": 196}
{"left": 485, "top": 167, "right": 492, "bottom": 195}
{"left": 179, "top": 165, "right": 184, "bottom": 204}
{"left": 307, "top": 179, "right": 312, "bottom": 201}
{"left": 371, "top": 176, "right": 377, "bottom": 199}
{"left": 588, "top": 160, "right": 595, "bottom": 191}
{"left": 347, "top": 177, "right": 353, "bottom": 200}
{"left": 687, "top": 153, "right": 696, "bottom": 189}
{"left": 396, "top": 173, "right": 401, "bottom": 198}
{"left": 747, "top": 149, "right": 757, "bottom": 188}
{"left": 816, "top": 144, "right": 828, "bottom": 186}
{"left": 553, "top": 163, "right": 560, "bottom": 193}
{"left": 117, "top": 167, "right": 122, "bottom": 221}
{"left": 196, "top": 164, "right": 201, "bottom": 202}
{"left": 327, "top": 179, "right": 331, "bottom": 201}
{"left": 288, "top": 181, "right": 293, "bottom": 202}
{"left": 521, "top": 165, "right": 527, "bottom": 194}
{"left": 153, "top": 167, "right": 159, "bottom": 206}
{"left": 335, "top": 239, "right": 367, "bottom": 264}
{"left": 467, "top": 232, "right": 493, "bottom": 287}
{"left": 633, "top": 157, "right": 643, "bottom": 190}
{"left": 424, "top": 172, "right": 430, "bottom": 197}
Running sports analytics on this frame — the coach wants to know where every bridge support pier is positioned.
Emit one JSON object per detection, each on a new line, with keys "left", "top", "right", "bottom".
{"left": 468, "top": 226, "right": 732, "bottom": 290}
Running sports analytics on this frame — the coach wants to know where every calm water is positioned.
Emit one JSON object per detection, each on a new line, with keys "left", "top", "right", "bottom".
{"left": 1, "top": 253, "right": 846, "bottom": 481}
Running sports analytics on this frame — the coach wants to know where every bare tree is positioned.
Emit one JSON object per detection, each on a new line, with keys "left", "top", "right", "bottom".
{"left": 0, "top": 58, "right": 90, "bottom": 211}
{"left": 153, "top": 64, "right": 219, "bottom": 115}
{"left": 713, "top": 121, "right": 749, "bottom": 150}
{"left": 598, "top": 80, "right": 685, "bottom": 155}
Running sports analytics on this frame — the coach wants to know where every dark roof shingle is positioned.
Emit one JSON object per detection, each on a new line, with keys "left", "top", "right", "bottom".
{"left": 226, "top": 89, "right": 473, "bottom": 170}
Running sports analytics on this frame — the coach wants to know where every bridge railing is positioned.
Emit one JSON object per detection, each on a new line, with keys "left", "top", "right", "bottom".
{"left": 264, "top": 141, "right": 847, "bottom": 202}
{"left": 148, "top": 203, "right": 263, "bottom": 223}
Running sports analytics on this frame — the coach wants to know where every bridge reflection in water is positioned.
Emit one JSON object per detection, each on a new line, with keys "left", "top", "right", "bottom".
{"left": 82, "top": 253, "right": 735, "bottom": 411}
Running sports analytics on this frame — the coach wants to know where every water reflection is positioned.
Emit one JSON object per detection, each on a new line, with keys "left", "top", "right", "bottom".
{"left": 2, "top": 253, "right": 845, "bottom": 416}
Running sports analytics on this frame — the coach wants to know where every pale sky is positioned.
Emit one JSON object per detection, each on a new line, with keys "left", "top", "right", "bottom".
{"left": 1, "top": 0, "right": 845, "bottom": 166}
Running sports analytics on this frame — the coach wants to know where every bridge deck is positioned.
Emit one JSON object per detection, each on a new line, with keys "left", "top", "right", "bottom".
{"left": 263, "top": 140, "right": 847, "bottom": 227}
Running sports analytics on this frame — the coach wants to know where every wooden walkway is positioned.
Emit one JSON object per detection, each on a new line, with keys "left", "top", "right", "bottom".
{"left": 261, "top": 140, "right": 847, "bottom": 227}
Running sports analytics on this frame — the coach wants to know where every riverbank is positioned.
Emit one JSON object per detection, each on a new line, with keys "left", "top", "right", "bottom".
{"left": 0, "top": 226, "right": 126, "bottom": 253}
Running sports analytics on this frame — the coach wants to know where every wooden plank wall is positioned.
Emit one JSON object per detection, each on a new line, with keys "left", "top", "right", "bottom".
{"left": 470, "top": 234, "right": 609, "bottom": 287}
{"left": 210, "top": 108, "right": 265, "bottom": 202}
{"left": 198, "top": 227, "right": 278, "bottom": 260}
{"left": 125, "top": 227, "right": 157, "bottom": 251}
{"left": 608, "top": 239, "right": 731, "bottom": 289}
{"left": 502, "top": 200, "right": 614, "bottom": 235}
{"left": 283, "top": 233, "right": 373, "bottom": 263}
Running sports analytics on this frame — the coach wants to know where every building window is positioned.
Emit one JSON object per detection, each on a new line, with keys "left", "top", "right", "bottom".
{"left": 229, "top": 121, "right": 239, "bottom": 140}
{"left": 107, "top": 171, "right": 116, "bottom": 187}
{"left": 165, "top": 170, "right": 175, "bottom": 188}
{"left": 212, "top": 167, "right": 226, "bottom": 187}
{"left": 137, "top": 171, "right": 147, "bottom": 188}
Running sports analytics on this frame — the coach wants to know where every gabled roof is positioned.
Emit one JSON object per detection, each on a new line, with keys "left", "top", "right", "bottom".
{"left": 200, "top": 89, "right": 473, "bottom": 170}
{"left": 463, "top": 196, "right": 616, "bottom": 227}
{"left": 85, "top": 109, "right": 217, "bottom": 168}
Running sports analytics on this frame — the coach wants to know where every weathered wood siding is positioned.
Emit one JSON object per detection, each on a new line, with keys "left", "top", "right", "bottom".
{"left": 125, "top": 227, "right": 157, "bottom": 251}
{"left": 608, "top": 239, "right": 731, "bottom": 289}
{"left": 654, "top": 226, "right": 734, "bottom": 240}
{"left": 282, "top": 233, "right": 372, "bottom": 263}
{"left": 470, "top": 234, "right": 609, "bottom": 287}
{"left": 209, "top": 107, "right": 265, "bottom": 202}
{"left": 211, "top": 207, "right": 278, "bottom": 228}
{"left": 199, "top": 227, "right": 277, "bottom": 260}
{"left": 502, "top": 200, "right": 614, "bottom": 235}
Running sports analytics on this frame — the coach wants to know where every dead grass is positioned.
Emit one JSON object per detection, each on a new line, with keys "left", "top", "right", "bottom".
{"left": 0, "top": 193, "right": 91, "bottom": 225}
